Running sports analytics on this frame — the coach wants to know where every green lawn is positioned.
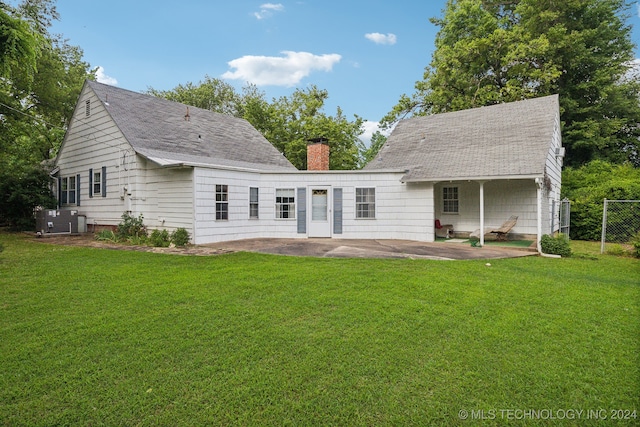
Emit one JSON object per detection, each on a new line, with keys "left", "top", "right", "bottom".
{"left": 1, "top": 233, "right": 638, "bottom": 426}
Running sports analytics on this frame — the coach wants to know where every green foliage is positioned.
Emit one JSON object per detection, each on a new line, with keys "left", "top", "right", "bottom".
{"left": 562, "top": 161, "right": 640, "bottom": 240}
{"left": 0, "top": 165, "right": 56, "bottom": 230}
{"left": 146, "top": 75, "right": 241, "bottom": 116}
{"left": 540, "top": 234, "right": 572, "bottom": 257}
{"left": 95, "top": 229, "right": 117, "bottom": 243}
{"left": 115, "top": 212, "right": 146, "bottom": 241}
{"left": 1, "top": 1, "right": 91, "bottom": 178}
{"left": 149, "top": 229, "right": 170, "bottom": 248}
{"left": 631, "top": 231, "right": 640, "bottom": 258}
{"left": 384, "top": 0, "right": 640, "bottom": 167}
{"left": 0, "top": 5, "right": 42, "bottom": 82}
{"left": 170, "top": 227, "right": 190, "bottom": 247}
{"left": 358, "top": 131, "right": 387, "bottom": 167}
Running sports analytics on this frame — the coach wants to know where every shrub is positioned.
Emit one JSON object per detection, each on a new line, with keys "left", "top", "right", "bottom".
{"left": 541, "top": 234, "right": 572, "bottom": 257}
{"left": 95, "top": 229, "right": 118, "bottom": 243}
{"left": 171, "top": 228, "right": 190, "bottom": 247}
{"left": 562, "top": 161, "right": 640, "bottom": 240}
{"left": 631, "top": 231, "right": 640, "bottom": 258}
{"left": 0, "top": 242, "right": 4, "bottom": 254}
{"left": 149, "top": 229, "right": 170, "bottom": 247}
{"left": 116, "top": 212, "right": 147, "bottom": 241}
{"left": 0, "top": 165, "right": 57, "bottom": 231}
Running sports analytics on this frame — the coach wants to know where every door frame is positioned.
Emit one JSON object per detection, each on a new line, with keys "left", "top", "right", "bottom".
{"left": 308, "top": 186, "right": 332, "bottom": 238}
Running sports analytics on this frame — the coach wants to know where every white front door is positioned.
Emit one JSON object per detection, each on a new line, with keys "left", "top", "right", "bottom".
{"left": 308, "top": 187, "right": 331, "bottom": 237}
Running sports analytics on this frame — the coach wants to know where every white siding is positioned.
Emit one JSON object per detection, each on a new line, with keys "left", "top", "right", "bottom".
{"left": 136, "top": 159, "right": 194, "bottom": 236}
{"left": 193, "top": 169, "right": 434, "bottom": 244}
{"left": 544, "top": 113, "right": 564, "bottom": 234}
{"left": 55, "top": 85, "right": 136, "bottom": 228}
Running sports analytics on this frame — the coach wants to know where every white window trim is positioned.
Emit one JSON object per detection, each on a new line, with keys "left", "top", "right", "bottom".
{"left": 92, "top": 170, "right": 101, "bottom": 196}
{"left": 355, "top": 187, "right": 376, "bottom": 219}
{"left": 216, "top": 184, "right": 229, "bottom": 221}
{"left": 275, "top": 188, "right": 296, "bottom": 220}
{"left": 249, "top": 187, "right": 259, "bottom": 219}
{"left": 442, "top": 186, "right": 459, "bottom": 214}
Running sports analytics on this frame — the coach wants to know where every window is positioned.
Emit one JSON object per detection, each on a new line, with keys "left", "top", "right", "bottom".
{"left": 89, "top": 166, "right": 107, "bottom": 198}
{"left": 93, "top": 170, "right": 101, "bottom": 195}
{"left": 249, "top": 187, "right": 259, "bottom": 219}
{"left": 356, "top": 188, "right": 375, "bottom": 218}
{"left": 442, "top": 186, "right": 459, "bottom": 213}
{"left": 275, "top": 188, "right": 295, "bottom": 219}
{"left": 216, "top": 185, "right": 228, "bottom": 220}
{"left": 61, "top": 176, "right": 76, "bottom": 205}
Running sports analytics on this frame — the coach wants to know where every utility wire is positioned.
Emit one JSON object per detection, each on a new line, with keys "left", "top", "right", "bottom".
{"left": 0, "top": 101, "right": 66, "bottom": 131}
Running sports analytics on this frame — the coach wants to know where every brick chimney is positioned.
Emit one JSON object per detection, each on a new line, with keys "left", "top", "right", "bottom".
{"left": 307, "top": 138, "right": 330, "bottom": 171}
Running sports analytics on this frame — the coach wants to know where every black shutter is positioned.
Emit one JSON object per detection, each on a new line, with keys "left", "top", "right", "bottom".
{"left": 89, "top": 168, "right": 93, "bottom": 198}
{"left": 76, "top": 174, "right": 81, "bottom": 206}
{"left": 333, "top": 188, "right": 343, "bottom": 234}
{"left": 57, "top": 177, "right": 62, "bottom": 207}
{"left": 101, "top": 166, "right": 107, "bottom": 197}
{"left": 297, "top": 187, "right": 306, "bottom": 234}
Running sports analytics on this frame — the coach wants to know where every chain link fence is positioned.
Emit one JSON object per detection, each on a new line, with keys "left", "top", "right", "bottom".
{"left": 600, "top": 199, "right": 640, "bottom": 253}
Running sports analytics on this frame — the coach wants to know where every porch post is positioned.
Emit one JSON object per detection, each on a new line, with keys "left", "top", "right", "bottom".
{"left": 479, "top": 181, "right": 485, "bottom": 247}
{"left": 535, "top": 178, "right": 543, "bottom": 253}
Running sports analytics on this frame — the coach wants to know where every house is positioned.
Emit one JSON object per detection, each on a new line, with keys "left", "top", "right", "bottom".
{"left": 53, "top": 80, "right": 563, "bottom": 251}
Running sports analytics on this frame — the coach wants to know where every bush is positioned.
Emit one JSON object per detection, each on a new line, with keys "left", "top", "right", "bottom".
{"left": 95, "top": 229, "right": 118, "bottom": 243}
{"left": 0, "top": 166, "right": 57, "bottom": 231}
{"left": 562, "top": 161, "right": 640, "bottom": 240}
{"left": 149, "top": 229, "right": 170, "bottom": 247}
{"left": 170, "top": 228, "right": 190, "bottom": 247}
{"left": 116, "top": 212, "right": 146, "bottom": 241}
{"left": 541, "top": 234, "right": 572, "bottom": 257}
{"left": 631, "top": 231, "right": 640, "bottom": 258}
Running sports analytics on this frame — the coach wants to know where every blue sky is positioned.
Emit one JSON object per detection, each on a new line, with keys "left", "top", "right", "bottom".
{"left": 47, "top": 1, "right": 640, "bottom": 141}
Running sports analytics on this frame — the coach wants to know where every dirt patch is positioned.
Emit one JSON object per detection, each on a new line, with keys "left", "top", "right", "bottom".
{"left": 33, "top": 233, "right": 234, "bottom": 256}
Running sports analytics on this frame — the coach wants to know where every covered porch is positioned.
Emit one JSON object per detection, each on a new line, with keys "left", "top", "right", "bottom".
{"left": 431, "top": 178, "right": 547, "bottom": 251}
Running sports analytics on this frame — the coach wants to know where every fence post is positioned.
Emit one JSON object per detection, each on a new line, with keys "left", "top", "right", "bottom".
{"left": 600, "top": 198, "right": 608, "bottom": 254}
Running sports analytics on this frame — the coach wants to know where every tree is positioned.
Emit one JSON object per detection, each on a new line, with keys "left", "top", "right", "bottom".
{"left": 0, "top": 1, "right": 92, "bottom": 229}
{"left": 0, "top": 1, "right": 91, "bottom": 169}
{"left": 0, "top": 165, "right": 56, "bottom": 230}
{"left": 258, "top": 86, "right": 363, "bottom": 170}
{"left": 383, "top": 0, "right": 640, "bottom": 167}
{"left": 0, "top": 4, "right": 41, "bottom": 82}
{"left": 358, "top": 131, "right": 387, "bottom": 168}
{"left": 146, "top": 76, "right": 242, "bottom": 116}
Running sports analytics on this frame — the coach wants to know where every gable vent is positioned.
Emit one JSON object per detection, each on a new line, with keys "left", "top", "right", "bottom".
{"left": 85, "top": 100, "right": 91, "bottom": 117}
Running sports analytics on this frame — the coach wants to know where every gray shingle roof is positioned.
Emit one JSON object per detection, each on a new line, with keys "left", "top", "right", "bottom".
{"left": 365, "top": 95, "right": 560, "bottom": 181}
{"left": 86, "top": 80, "right": 296, "bottom": 171}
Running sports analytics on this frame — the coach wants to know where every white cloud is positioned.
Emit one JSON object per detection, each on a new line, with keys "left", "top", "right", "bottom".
{"left": 365, "top": 32, "right": 397, "bottom": 45}
{"left": 95, "top": 66, "right": 118, "bottom": 85}
{"left": 222, "top": 51, "right": 342, "bottom": 86}
{"left": 254, "top": 3, "right": 284, "bottom": 19}
{"left": 359, "top": 121, "right": 393, "bottom": 147}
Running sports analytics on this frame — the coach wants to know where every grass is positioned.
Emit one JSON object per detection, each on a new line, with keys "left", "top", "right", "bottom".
{"left": 0, "top": 232, "right": 638, "bottom": 426}
{"left": 435, "top": 237, "right": 534, "bottom": 248}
